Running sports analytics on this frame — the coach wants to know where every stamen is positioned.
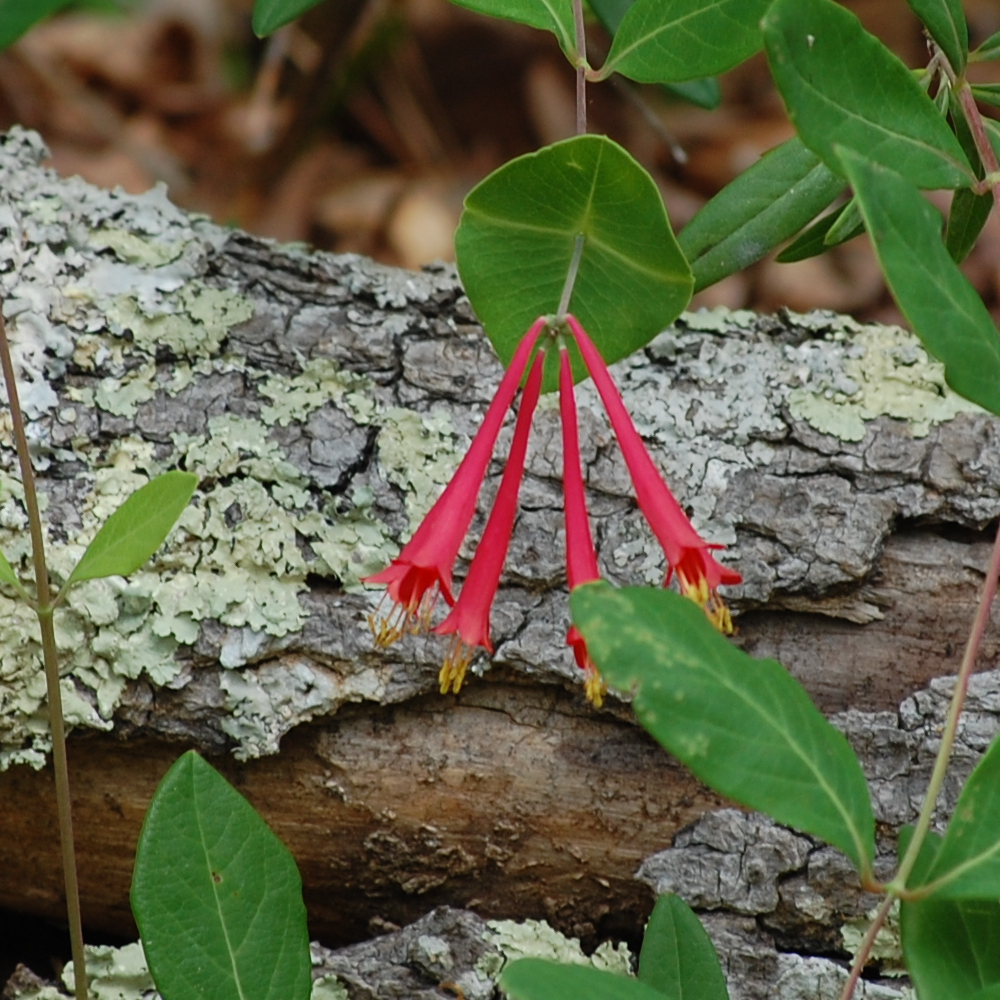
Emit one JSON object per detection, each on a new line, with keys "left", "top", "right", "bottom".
{"left": 583, "top": 660, "right": 607, "bottom": 708}
{"left": 439, "top": 634, "right": 474, "bottom": 694}
{"left": 678, "top": 571, "right": 734, "bottom": 635}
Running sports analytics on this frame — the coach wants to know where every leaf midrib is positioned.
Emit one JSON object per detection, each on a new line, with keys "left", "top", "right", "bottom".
{"left": 776, "top": 27, "right": 971, "bottom": 183}
{"left": 643, "top": 637, "right": 871, "bottom": 868}
{"left": 194, "top": 779, "right": 249, "bottom": 1000}
{"left": 606, "top": 0, "right": 739, "bottom": 73}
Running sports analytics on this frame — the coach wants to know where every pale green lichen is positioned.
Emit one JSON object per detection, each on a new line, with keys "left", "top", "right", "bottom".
{"left": 94, "top": 362, "right": 157, "bottom": 417}
{"left": 788, "top": 324, "right": 982, "bottom": 441}
{"left": 374, "top": 407, "right": 460, "bottom": 525}
{"left": 481, "top": 918, "right": 633, "bottom": 977}
{"left": 841, "top": 901, "right": 905, "bottom": 976}
{"left": 0, "top": 941, "right": 349, "bottom": 1000}
{"left": 257, "top": 358, "right": 371, "bottom": 427}
{"left": 89, "top": 228, "right": 185, "bottom": 267}
{"left": 105, "top": 283, "right": 254, "bottom": 359}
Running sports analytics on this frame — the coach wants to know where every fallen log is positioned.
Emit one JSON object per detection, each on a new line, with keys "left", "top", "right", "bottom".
{"left": 1, "top": 124, "right": 999, "bottom": 995}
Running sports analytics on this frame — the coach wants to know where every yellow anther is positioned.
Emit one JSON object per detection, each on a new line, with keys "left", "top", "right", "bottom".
{"left": 439, "top": 636, "right": 474, "bottom": 694}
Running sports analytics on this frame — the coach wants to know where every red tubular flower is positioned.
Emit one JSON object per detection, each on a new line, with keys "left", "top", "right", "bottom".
{"left": 434, "top": 347, "right": 545, "bottom": 694}
{"left": 559, "top": 346, "right": 606, "bottom": 707}
{"left": 365, "top": 318, "right": 546, "bottom": 647}
{"left": 565, "top": 314, "right": 741, "bottom": 633}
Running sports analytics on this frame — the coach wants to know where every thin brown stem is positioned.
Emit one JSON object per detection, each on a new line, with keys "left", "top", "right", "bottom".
{"left": 838, "top": 894, "right": 896, "bottom": 1000}
{"left": 957, "top": 83, "right": 1000, "bottom": 206}
{"left": 893, "top": 516, "right": 1000, "bottom": 890}
{"left": 0, "top": 313, "right": 88, "bottom": 1000}
{"left": 572, "top": 0, "right": 587, "bottom": 135}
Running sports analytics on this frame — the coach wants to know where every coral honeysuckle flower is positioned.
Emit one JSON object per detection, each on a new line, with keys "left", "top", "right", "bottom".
{"left": 365, "top": 317, "right": 546, "bottom": 647}
{"left": 565, "top": 314, "right": 741, "bottom": 634}
{"left": 366, "top": 311, "right": 740, "bottom": 703}
{"left": 559, "top": 345, "right": 606, "bottom": 707}
{"left": 434, "top": 348, "right": 545, "bottom": 694}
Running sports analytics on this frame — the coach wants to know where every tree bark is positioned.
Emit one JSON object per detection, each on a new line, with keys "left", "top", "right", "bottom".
{"left": 1, "top": 125, "right": 999, "bottom": 997}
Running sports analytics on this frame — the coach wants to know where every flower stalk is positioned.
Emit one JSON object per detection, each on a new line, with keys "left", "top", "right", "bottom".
{"left": 0, "top": 311, "right": 89, "bottom": 1000}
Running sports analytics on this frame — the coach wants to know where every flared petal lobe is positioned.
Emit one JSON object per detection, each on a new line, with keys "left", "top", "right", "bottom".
{"left": 559, "top": 346, "right": 606, "bottom": 706}
{"left": 365, "top": 319, "right": 546, "bottom": 646}
{"left": 434, "top": 347, "right": 545, "bottom": 694}
{"left": 566, "top": 315, "right": 740, "bottom": 633}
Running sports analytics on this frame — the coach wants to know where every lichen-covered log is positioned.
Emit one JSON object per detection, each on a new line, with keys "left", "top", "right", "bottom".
{"left": 1, "top": 124, "right": 1000, "bottom": 991}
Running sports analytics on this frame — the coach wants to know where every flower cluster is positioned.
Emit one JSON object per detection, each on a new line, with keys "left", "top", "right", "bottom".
{"left": 365, "top": 315, "right": 741, "bottom": 704}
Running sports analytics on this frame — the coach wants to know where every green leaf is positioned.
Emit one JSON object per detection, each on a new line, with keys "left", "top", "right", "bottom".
{"left": 67, "top": 471, "right": 198, "bottom": 585}
{"left": 0, "top": 546, "right": 20, "bottom": 590}
{"left": 639, "top": 894, "right": 728, "bottom": 1000}
{"left": 763, "top": 0, "right": 973, "bottom": 190}
{"left": 601, "top": 0, "right": 770, "bottom": 85}
{"left": 502, "top": 958, "right": 669, "bottom": 1000}
{"left": 251, "top": 0, "right": 325, "bottom": 35}
{"left": 904, "top": 0, "right": 968, "bottom": 74}
{"left": 970, "top": 84, "right": 1000, "bottom": 110}
{"left": 663, "top": 78, "right": 721, "bottom": 110}
{"left": 679, "top": 136, "right": 844, "bottom": 290}
{"left": 822, "top": 197, "right": 864, "bottom": 247}
{"left": 946, "top": 187, "right": 992, "bottom": 264}
{"left": 972, "top": 29, "right": 1000, "bottom": 63}
{"left": 571, "top": 583, "right": 876, "bottom": 876}
{"left": 776, "top": 206, "right": 843, "bottom": 263}
{"left": 839, "top": 148, "right": 1000, "bottom": 417}
{"left": 588, "top": 0, "right": 632, "bottom": 32}
{"left": 0, "top": 0, "right": 73, "bottom": 48}
{"left": 132, "top": 751, "right": 312, "bottom": 1000}
{"left": 587, "top": 0, "right": 719, "bottom": 108}
{"left": 455, "top": 135, "right": 692, "bottom": 387}
{"left": 445, "top": 0, "right": 575, "bottom": 55}
{"left": 902, "top": 832, "right": 1000, "bottom": 1000}
{"left": 914, "top": 734, "right": 1000, "bottom": 898}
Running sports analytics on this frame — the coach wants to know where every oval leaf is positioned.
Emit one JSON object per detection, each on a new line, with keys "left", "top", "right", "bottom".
{"left": 839, "top": 148, "right": 1000, "bottom": 417}
{"left": 972, "top": 29, "right": 1000, "bottom": 63}
{"left": 776, "top": 203, "right": 854, "bottom": 263}
{"left": 0, "top": 546, "right": 20, "bottom": 590}
{"left": 639, "top": 894, "right": 728, "bottom": 1000}
{"left": 679, "top": 136, "right": 844, "bottom": 290}
{"left": 67, "top": 471, "right": 198, "bottom": 585}
{"left": 904, "top": 0, "right": 968, "bottom": 75}
{"left": 455, "top": 135, "right": 692, "bottom": 384}
{"left": 763, "top": 0, "right": 972, "bottom": 190}
{"left": 970, "top": 84, "right": 1000, "bottom": 110}
{"left": 252, "top": 0, "right": 325, "bottom": 35}
{"left": 0, "top": 0, "right": 72, "bottom": 49}
{"left": 601, "top": 0, "right": 769, "bottom": 85}
{"left": 446, "top": 0, "right": 574, "bottom": 54}
{"left": 586, "top": 0, "right": 720, "bottom": 108}
{"left": 902, "top": 833, "right": 1000, "bottom": 1000}
{"left": 915, "top": 732, "right": 1000, "bottom": 898}
{"left": 946, "top": 187, "right": 992, "bottom": 264}
{"left": 132, "top": 751, "right": 312, "bottom": 1000}
{"left": 502, "top": 958, "right": 668, "bottom": 1000}
{"left": 571, "top": 582, "right": 876, "bottom": 876}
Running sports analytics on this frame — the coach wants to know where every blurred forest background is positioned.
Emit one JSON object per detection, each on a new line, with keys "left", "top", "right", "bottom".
{"left": 4, "top": 0, "right": 1000, "bottom": 323}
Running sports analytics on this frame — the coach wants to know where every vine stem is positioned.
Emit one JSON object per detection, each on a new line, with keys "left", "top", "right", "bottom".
{"left": 893, "top": 514, "right": 1000, "bottom": 889}
{"left": 837, "top": 894, "right": 896, "bottom": 1000}
{"left": 957, "top": 82, "right": 1000, "bottom": 205}
{"left": 0, "top": 312, "right": 89, "bottom": 1000}
{"left": 572, "top": 0, "right": 586, "bottom": 135}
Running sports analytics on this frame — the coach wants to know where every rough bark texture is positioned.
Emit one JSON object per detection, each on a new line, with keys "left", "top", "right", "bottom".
{"left": 1, "top": 125, "right": 1000, "bottom": 999}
